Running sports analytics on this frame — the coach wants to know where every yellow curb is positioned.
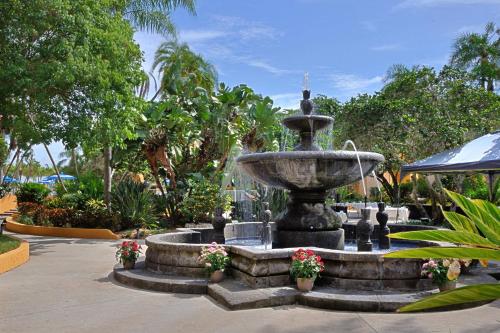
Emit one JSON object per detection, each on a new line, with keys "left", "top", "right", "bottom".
{"left": 6, "top": 216, "right": 120, "bottom": 240}
{"left": 0, "top": 235, "right": 29, "bottom": 274}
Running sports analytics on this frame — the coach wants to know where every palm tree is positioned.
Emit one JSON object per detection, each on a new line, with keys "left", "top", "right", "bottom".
{"left": 450, "top": 22, "right": 500, "bottom": 91}
{"left": 151, "top": 41, "right": 217, "bottom": 100}
{"left": 123, "top": 0, "right": 196, "bottom": 36}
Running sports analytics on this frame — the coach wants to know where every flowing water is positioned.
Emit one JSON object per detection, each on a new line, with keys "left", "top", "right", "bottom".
{"left": 341, "top": 140, "right": 367, "bottom": 201}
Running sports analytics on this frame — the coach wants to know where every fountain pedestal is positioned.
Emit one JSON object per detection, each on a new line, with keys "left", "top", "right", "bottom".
{"left": 275, "top": 190, "right": 344, "bottom": 249}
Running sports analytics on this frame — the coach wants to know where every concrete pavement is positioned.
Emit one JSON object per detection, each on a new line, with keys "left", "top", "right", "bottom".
{"left": 1, "top": 233, "right": 499, "bottom": 333}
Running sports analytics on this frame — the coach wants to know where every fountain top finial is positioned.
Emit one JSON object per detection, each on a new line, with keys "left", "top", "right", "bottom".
{"left": 300, "top": 72, "right": 313, "bottom": 115}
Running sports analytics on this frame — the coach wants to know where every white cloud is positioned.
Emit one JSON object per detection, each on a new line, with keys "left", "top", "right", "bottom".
{"left": 270, "top": 93, "right": 301, "bottom": 109}
{"left": 211, "top": 15, "right": 282, "bottom": 41}
{"left": 330, "top": 74, "right": 383, "bottom": 92}
{"left": 178, "top": 30, "right": 227, "bottom": 43}
{"left": 396, "top": 0, "right": 500, "bottom": 8}
{"left": 245, "top": 59, "right": 297, "bottom": 75}
{"left": 370, "top": 44, "right": 401, "bottom": 51}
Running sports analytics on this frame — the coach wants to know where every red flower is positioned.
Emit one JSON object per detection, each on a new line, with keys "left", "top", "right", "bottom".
{"left": 121, "top": 241, "right": 128, "bottom": 247}
{"left": 316, "top": 255, "right": 322, "bottom": 262}
{"left": 306, "top": 249, "right": 314, "bottom": 256}
{"left": 131, "top": 242, "right": 140, "bottom": 251}
{"left": 123, "top": 250, "right": 129, "bottom": 257}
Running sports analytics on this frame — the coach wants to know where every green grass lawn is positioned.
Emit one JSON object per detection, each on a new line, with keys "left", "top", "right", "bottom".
{"left": 0, "top": 235, "right": 21, "bottom": 254}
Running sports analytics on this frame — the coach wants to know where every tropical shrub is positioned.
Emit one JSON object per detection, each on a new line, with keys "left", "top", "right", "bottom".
{"left": 385, "top": 189, "right": 500, "bottom": 312}
{"left": 198, "top": 242, "right": 230, "bottom": 273}
{"left": 0, "top": 184, "right": 10, "bottom": 198}
{"left": 179, "top": 175, "right": 230, "bottom": 224}
{"left": 16, "top": 183, "right": 50, "bottom": 204}
{"left": 462, "top": 175, "right": 489, "bottom": 201}
{"left": 42, "top": 208, "right": 74, "bottom": 227}
{"left": 17, "top": 214, "right": 34, "bottom": 225}
{"left": 53, "top": 172, "right": 104, "bottom": 209}
{"left": 17, "top": 200, "right": 119, "bottom": 230}
{"left": 111, "top": 179, "right": 156, "bottom": 229}
{"left": 17, "top": 202, "right": 44, "bottom": 217}
{"left": 290, "top": 249, "right": 325, "bottom": 279}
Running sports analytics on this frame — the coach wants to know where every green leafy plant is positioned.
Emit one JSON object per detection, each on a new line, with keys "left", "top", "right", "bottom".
{"left": 17, "top": 214, "right": 34, "bottom": 226}
{"left": 198, "top": 242, "right": 230, "bottom": 273}
{"left": 16, "top": 183, "right": 50, "bottom": 204}
{"left": 0, "top": 184, "right": 10, "bottom": 199}
{"left": 290, "top": 249, "right": 325, "bottom": 280}
{"left": 385, "top": 189, "right": 500, "bottom": 312}
{"left": 111, "top": 179, "right": 156, "bottom": 229}
{"left": 179, "top": 175, "right": 227, "bottom": 224}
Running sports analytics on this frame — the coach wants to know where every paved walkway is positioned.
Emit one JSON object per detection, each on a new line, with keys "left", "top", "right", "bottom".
{"left": 1, "top": 233, "right": 499, "bottom": 333}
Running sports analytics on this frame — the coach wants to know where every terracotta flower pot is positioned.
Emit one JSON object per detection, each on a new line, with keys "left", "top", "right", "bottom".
{"left": 297, "top": 277, "right": 315, "bottom": 292}
{"left": 210, "top": 270, "right": 224, "bottom": 283}
{"left": 123, "top": 260, "right": 136, "bottom": 270}
{"left": 438, "top": 280, "right": 457, "bottom": 292}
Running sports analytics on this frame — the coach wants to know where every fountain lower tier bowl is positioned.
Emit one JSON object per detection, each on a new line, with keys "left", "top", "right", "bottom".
{"left": 236, "top": 150, "right": 384, "bottom": 191}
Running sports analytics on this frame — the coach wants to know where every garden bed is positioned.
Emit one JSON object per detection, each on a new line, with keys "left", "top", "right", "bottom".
{"left": 0, "top": 234, "right": 29, "bottom": 274}
{"left": 6, "top": 216, "right": 120, "bottom": 240}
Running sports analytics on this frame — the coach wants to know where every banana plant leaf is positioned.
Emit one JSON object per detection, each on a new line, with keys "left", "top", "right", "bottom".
{"left": 445, "top": 190, "right": 500, "bottom": 244}
{"left": 398, "top": 284, "right": 500, "bottom": 312}
{"left": 441, "top": 210, "right": 477, "bottom": 234}
{"left": 389, "top": 230, "right": 499, "bottom": 249}
{"left": 384, "top": 247, "right": 500, "bottom": 260}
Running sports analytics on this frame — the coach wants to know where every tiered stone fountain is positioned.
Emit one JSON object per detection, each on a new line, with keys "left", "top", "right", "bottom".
{"left": 113, "top": 85, "right": 495, "bottom": 312}
{"left": 236, "top": 89, "right": 384, "bottom": 249}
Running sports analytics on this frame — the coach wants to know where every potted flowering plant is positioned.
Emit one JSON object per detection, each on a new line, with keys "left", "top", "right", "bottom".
{"left": 421, "top": 258, "right": 470, "bottom": 291}
{"left": 116, "top": 240, "right": 142, "bottom": 269}
{"left": 290, "top": 248, "right": 325, "bottom": 292}
{"left": 198, "top": 242, "right": 231, "bottom": 283}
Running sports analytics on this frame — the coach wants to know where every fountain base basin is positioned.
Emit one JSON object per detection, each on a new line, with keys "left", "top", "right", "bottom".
{"left": 277, "top": 229, "right": 344, "bottom": 250}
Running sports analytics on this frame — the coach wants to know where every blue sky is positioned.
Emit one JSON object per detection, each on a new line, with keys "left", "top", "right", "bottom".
{"left": 34, "top": 0, "right": 500, "bottom": 165}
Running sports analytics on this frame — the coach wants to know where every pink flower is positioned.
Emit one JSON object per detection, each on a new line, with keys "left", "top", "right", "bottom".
{"left": 428, "top": 273, "right": 433, "bottom": 279}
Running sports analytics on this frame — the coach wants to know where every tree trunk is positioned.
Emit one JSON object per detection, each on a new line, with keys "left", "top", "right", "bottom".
{"left": 487, "top": 79, "right": 494, "bottom": 92}
{"left": 44, "top": 143, "right": 67, "bottom": 192}
{"left": 376, "top": 172, "right": 395, "bottom": 204}
{"left": 72, "top": 149, "right": 79, "bottom": 177}
{"left": 2, "top": 147, "right": 20, "bottom": 184}
{"left": 410, "top": 174, "right": 429, "bottom": 219}
{"left": 103, "top": 145, "right": 112, "bottom": 208}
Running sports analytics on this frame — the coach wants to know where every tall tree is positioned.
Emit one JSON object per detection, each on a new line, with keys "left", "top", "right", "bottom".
{"left": 0, "top": 0, "right": 144, "bottom": 201}
{"left": 122, "top": 0, "right": 195, "bottom": 35}
{"left": 332, "top": 65, "right": 499, "bottom": 207}
{"left": 450, "top": 22, "right": 500, "bottom": 91}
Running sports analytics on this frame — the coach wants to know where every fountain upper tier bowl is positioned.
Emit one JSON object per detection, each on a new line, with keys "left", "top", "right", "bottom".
{"left": 236, "top": 150, "right": 384, "bottom": 191}
{"left": 282, "top": 114, "right": 333, "bottom": 132}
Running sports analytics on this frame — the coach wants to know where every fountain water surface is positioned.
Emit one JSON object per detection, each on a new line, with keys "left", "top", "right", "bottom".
{"left": 236, "top": 88, "right": 384, "bottom": 249}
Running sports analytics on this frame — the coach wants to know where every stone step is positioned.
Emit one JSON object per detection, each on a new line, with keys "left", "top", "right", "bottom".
{"left": 113, "top": 260, "right": 208, "bottom": 294}
{"left": 208, "top": 280, "right": 300, "bottom": 310}
{"left": 299, "top": 287, "right": 433, "bottom": 312}
{"left": 113, "top": 262, "right": 496, "bottom": 312}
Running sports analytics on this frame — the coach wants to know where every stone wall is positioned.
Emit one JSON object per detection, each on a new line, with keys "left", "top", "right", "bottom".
{"left": 144, "top": 222, "right": 438, "bottom": 291}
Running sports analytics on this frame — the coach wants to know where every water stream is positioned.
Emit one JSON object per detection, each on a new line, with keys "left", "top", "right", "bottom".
{"left": 341, "top": 140, "right": 367, "bottom": 202}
